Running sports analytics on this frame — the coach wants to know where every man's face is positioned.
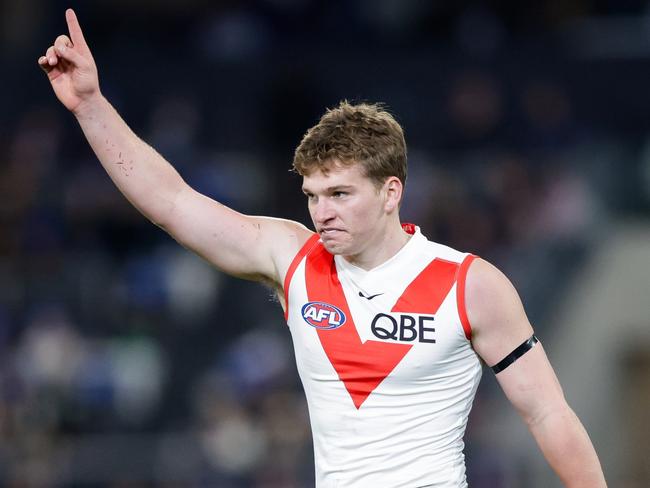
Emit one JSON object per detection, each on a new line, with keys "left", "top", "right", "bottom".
{"left": 302, "top": 162, "right": 387, "bottom": 258}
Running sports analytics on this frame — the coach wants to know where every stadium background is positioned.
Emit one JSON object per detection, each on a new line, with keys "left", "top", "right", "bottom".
{"left": 2, "top": 0, "right": 650, "bottom": 486}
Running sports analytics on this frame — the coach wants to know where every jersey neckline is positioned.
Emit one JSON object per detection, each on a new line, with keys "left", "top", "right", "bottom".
{"left": 334, "top": 226, "right": 425, "bottom": 276}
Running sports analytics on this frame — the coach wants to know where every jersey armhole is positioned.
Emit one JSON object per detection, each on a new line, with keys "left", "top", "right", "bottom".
{"left": 456, "top": 254, "right": 477, "bottom": 341}
{"left": 283, "top": 233, "right": 320, "bottom": 321}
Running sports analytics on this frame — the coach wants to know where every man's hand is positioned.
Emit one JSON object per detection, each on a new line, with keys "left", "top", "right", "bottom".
{"left": 38, "top": 9, "right": 100, "bottom": 114}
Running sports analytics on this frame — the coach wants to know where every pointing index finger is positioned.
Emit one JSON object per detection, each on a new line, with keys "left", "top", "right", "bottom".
{"left": 65, "top": 8, "right": 88, "bottom": 51}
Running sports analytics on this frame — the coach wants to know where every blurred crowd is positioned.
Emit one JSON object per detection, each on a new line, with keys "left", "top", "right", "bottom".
{"left": 2, "top": 0, "right": 650, "bottom": 486}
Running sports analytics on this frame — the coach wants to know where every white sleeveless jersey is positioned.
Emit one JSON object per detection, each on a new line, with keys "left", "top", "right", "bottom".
{"left": 283, "top": 226, "right": 482, "bottom": 488}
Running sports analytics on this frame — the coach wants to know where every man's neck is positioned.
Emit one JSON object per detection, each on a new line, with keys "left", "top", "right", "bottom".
{"left": 342, "top": 222, "right": 412, "bottom": 271}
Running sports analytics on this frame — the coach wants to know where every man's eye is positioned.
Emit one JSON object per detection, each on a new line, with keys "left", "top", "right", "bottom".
{"left": 332, "top": 191, "right": 346, "bottom": 198}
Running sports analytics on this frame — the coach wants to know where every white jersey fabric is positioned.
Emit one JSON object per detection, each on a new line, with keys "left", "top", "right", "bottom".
{"left": 283, "top": 226, "right": 482, "bottom": 487}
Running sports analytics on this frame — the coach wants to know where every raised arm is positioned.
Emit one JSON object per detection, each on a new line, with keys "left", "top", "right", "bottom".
{"left": 38, "top": 9, "right": 312, "bottom": 288}
{"left": 466, "top": 259, "right": 607, "bottom": 488}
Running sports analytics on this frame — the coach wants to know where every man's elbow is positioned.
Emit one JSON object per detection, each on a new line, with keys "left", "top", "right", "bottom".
{"left": 521, "top": 397, "right": 575, "bottom": 430}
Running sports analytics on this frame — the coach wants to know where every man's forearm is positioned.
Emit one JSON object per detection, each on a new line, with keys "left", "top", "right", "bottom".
{"left": 73, "top": 95, "right": 186, "bottom": 229}
{"left": 529, "top": 405, "right": 607, "bottom": 487}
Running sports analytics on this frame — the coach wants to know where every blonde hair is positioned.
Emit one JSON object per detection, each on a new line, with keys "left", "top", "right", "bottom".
{"left": 292, "top": 101, "right": 407, "bottom": 189}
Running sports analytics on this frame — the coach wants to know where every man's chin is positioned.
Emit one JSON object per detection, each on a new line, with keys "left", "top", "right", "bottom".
{"left": 321, "top": 240, "right": 349, "bottom": 256}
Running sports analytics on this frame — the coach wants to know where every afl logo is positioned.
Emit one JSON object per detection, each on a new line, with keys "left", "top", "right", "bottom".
{"left": 301, "top": 301, "right": 346, "bottom": 330}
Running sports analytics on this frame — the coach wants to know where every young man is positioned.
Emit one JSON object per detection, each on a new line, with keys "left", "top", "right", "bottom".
{"left": 39, "top": 9, "right": 607, "bottom": 487}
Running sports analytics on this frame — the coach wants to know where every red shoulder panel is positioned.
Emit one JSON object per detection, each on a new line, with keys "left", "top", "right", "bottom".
{"left": 456, "top": 254, "right": 477, "bottom": 340}
{"left": 283, "top": 233, "right": 320, "bottom": 321}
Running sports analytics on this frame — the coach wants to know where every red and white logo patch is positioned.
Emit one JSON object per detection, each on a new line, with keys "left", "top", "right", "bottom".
{"left": 301, "top": 301, "right": 346, "bottom": 330}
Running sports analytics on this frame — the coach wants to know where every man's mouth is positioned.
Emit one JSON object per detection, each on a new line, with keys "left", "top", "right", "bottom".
{"left": 319, "top": 228, "right": 343, "bottom": 236}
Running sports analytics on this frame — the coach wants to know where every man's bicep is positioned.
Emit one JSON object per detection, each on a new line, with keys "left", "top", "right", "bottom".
{"left": 494, "top": 343, "right": 566, "bottom": 424}
{"left": 465, "top": 259, "right": 568, "bottom": 421}
{"left": 466, "top": 258, "right": 534, "bottom": 367}
{"left": 161, "top": 186, "right": 308, "bottom": 283}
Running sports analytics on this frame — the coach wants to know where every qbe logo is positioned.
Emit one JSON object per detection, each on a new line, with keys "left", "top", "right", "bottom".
{"left": 301, "top": 301, "right": 346, "bottom": 330}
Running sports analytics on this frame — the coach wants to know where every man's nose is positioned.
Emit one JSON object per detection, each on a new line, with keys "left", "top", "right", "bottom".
{"left": 313, "top": 199, "right": 335, "bottom": 223}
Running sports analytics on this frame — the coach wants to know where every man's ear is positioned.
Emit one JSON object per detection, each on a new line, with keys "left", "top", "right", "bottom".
{"left": 383, "top": 176, "right": 403, "bottom": 213}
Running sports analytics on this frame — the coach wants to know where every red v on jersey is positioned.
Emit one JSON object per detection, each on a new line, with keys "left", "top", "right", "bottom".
{"left": 305, "top": 243, "right": 460, "bottom": 409}
{"left": 391, "top": 258, "right": 459, "bottom": 315}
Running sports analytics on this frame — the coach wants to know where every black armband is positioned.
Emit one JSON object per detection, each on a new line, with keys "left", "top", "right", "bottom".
{"left": 491, "top": 335, "right": 539, "bottom": 374}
